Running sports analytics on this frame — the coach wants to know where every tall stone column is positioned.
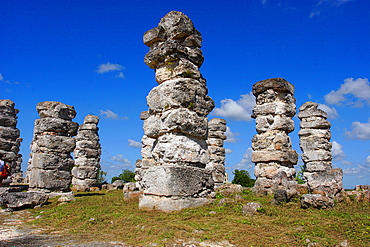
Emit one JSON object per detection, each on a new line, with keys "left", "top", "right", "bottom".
{"left": 28, "top": 101, "right": 78, "bottom": 192}
{"left": 251, "top": 78, "right": 298, "bottom": 195}
{"left": 72, "top": 115, "right": 101, "bottom": 191}
{"left": 298, "top": 102, "right": 344, "bottom": 201}
{"left": 207, "top": 118, "right": 227, "bottom": 188}
{"left": 136, "top": 11, "right": 215, "bottom": 211}
{"left": 0, "top": 99, "right": 23, "bottom": 183}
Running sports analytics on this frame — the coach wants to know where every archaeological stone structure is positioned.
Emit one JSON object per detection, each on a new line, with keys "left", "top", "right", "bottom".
{"left": 298, "top": 102, "right": 344, "bottom": 202}
{"left": 27, "top": 101, "right": 78, "bottom": 192}
{"left": 0, "top": 99, "right": 23, "bottom": 183}
{"left": 136, "top": 11, "right": 215, "bottom": 211}
{"left": 72, "top": 114, "right": 101, "bottom": 191}
{"left": 206, "top": 118, "right": 227, "bottom": 188}
{"left": 251, "top": 78, "right": 298, "bottom": 195}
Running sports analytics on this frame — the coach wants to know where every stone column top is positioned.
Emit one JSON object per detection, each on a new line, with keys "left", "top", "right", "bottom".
{"left": 252, "top": 78, "right": 295, "bottom": 96}
{"left": 36, "top": 101, "right": 76, "bottom": 120}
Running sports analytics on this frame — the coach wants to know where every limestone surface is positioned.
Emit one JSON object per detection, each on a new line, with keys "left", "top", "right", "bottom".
{"left": 27, "top": 101, "right": 78, "bottom": 192}
{"left": 251, "top": 78, "right": 298, "bottom": 195}
{"left": 0, "top": 99, "right": 23, "bottom": 183}
{"left": 72, "top": 115, "right": 101, "bottom": 191}
{"left": 298, "top": 102, "right": 344, "bottom": 203}
{"left": 136, "top": 11, "right": 216, "bottom": 211}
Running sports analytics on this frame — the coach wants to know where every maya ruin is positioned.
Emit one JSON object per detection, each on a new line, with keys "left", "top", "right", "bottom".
{"left": 1, "top": 11, "right": 368, "bottom": 215}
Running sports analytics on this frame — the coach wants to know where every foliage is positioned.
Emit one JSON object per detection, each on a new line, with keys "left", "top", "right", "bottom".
{"left": 296, "top": 166, "right": 305, "bottom": 184}
{"left": 111, "top": 169, "right": 135, "bottom": 183}
{"left": 23, "top": 190, "right": 370, "bottom": 246}
{"left": 232, "top": 169, "right": 255, "bottom": 187}
{"left": 96, "top": 168, "right": 107, "bottom": 183}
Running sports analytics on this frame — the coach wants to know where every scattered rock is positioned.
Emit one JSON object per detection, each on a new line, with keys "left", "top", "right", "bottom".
{"left": 242, "top": 202, "right": 262, "bottom": 216}
{"left": 301, "top": 194, "right": 334, "bottom": 209}
{"left": 0, "top": 191, "right": 49, "bottom": 209}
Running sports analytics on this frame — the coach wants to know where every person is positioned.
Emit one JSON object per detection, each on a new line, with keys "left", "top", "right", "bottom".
{"left": 0, "top": 153, "right": 11, "bottom": 187}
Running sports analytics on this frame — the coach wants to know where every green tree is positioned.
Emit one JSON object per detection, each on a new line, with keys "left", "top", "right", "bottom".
{"left": 97, "top": 168, "right": 107, "bottom": 183}
{"left": 111, "top": 169, "right": 136, "bottom": 183}
{"left": 232, "top": 169, "right": 255, "bottom": 187}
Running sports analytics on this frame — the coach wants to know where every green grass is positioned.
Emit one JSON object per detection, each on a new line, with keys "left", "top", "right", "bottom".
{"left": 23, "top": 190, "right": 370, "bottom": 246}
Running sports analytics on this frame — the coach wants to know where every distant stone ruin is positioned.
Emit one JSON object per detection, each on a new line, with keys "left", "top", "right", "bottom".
{"left": 207, "top": 118, "right": 227, "bottom": 188}
{"left": 251, "top": 78, "right": 298, "bottom": 195}
{"left": 27, "top": 101, "right": 78, "bottom": 192}
{"left": 0, "top": 99, "right": 23, "bottom": 183}
{"left": 298, "top": 102, "right": 344, "bottom": 203}
{"left": 72, "top": 114, "right": 101, "bottom": 191}
{"left": 136, "top": 11, "right": 215, "bottom": 211}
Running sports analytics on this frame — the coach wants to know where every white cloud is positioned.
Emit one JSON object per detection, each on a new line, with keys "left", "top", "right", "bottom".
{"left": 128, "top": 139, "right": 142, "bottom": 148}
{"left": 345, "top": 118, "right": 370, "bottom": 140}
{"left": 332, "top": 141, "right": 346, "bottom": 161}
{"left": 100, "top": 154, "right": 134, "bottom": 179}
{"left": 310, "top": 0, "right": 353, "bottom": 18}
{"left": 225, "top": 148, "right": 233, "bottom": 154}
{"left": 116, "top": 72, "right": 125, "bottom": 78}
{"left": 233, "top": 147, "right": 254, "bottom": 171}
{"left": 212, "top": 92, "right": 255, "bottom": 121}
{"left": 317, "top": 103, "right": 339, "bottom": 119}
{"left": 341, "top": 160, "right": 352, "bottom": 166}
{"left": 224, "top": 126, "right": 240, "bottom": 143}
{"left": 343, "top": 163, "right": 370, "bottom": 178}
{"left": 96, "top": 62, "right": 124, "bottom": 74}
{"left": 99, "top": 109, "right": 128, "bottom": 120}
{"left": 0, "top": 74, "right": 3, "bottom": 81}
{"left": 324, "top": 78, "right": 370, "bottom": 107}
{"left": 366, "top": 155, "right": 370, "bottom": 165}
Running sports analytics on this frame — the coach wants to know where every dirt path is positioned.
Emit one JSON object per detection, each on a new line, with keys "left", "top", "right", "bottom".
{"left": 0, "top": 209, "right": 129, "bottom": 246}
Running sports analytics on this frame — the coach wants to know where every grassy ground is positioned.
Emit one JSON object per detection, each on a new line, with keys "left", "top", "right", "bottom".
{"left": 25, "top": 189, "right": 369, "bottom": 246}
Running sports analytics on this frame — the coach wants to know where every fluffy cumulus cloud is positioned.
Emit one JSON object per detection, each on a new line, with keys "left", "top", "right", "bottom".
{"left": 225, "top": 148, "right": 233, "bottom": 154}
{"left": 96, "top": 62, "right": 124, "bottom": 78}
{"left": 325, "top": 78, "right": 370, "bottom": 107}
{"left": 345, "top": 118, "right": 370, "bottom": 140}
{"left": 317, "top": 103, "right": 339, "bottom": 119}
{"left": 310, "top": 0, "right": 353, "bottom": 18}
{"left": 99, "top": 109, "right": 128, "bottom": 120}
{"left": 128, "top": 139, "right": 142, "bottom": 148}
{"left": 233, "top": 147, "right": 254, "bottom": 171}
{"left": 224, "top": 126, "right": 240, "bottom": 143}
{"left": 212, "top": 92, "right": 255, "bottom": 121}
{"left": 100, "top": 154, "right": 134, "bottom": 179}
{"left": 331, "top": 141, "right": 346, "bottom": 161}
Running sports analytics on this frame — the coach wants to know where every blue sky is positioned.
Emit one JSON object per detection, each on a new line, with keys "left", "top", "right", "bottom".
{"left": 1, "top": 0, "right": 369, "bottom": 189}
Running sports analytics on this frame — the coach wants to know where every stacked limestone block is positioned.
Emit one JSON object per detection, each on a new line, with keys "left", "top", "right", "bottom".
{"left": 0, "top": 100, "right": 23, "bottom": 182}
{"left": 72, "top": 115, "right": 101, "bottom": 191}
{"left": 298, "top": 102, "right": 344, "bottom": 202}
{"left": 206, "top": 118, "right": 227, "bottom": 188}
{"left": 136, "top": 11, "right": 215, "bottom": 211}
{"left": 28, "top": 101, "right": 78, "bottom": 192}
{"left": 251, "top": 78, "right": 298, "bottom": 195}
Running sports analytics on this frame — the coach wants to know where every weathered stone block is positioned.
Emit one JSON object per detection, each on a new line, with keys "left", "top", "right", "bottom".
{"left": 36, "top": 101, "right": 76, "bottom": 120}
{"left": 252, "top": 150, "right": 298, "bottom": 165}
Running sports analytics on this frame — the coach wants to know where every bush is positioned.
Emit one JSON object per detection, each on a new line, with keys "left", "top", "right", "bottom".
{"left": 111, "top": 169, "right": 135, "bottom": 183}
{"left": 232, "top": 169, "right": 255, "bottom": 187}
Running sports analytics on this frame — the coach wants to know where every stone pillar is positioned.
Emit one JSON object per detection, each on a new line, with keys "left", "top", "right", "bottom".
{"left": 298, "top": 102, "right": 344, "bottom": 201}
{"left": 207, "top": 118, "right": 227, "bottom": 188}
{"left": 251, "top": 78, "right": 298, "bottom": 195}
{"left": 136, "top": 11, "right": 215, "bottom": 211}
{"left": 72, "top": 115, "right": 101, "bottom": 191}
{"left": 28, "top": 101, "right": 78, "bottom": 192}
{"left": 0, "top": 99, "right": 23, "bottom": 183}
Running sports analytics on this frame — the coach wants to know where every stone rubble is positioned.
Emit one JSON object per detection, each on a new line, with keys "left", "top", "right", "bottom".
{"left": 72, "top": 114, "right": 101, "bottom": 192}
{"left": 298, "top": 102, "right": 344, "bottom": 206}
{"left": 206, "top": 118, "right": 227, "bottom": 188}
{"left": 136, "top": 11, "right": 215, "bottom": 212}
{"left": 0, "top": 99, "right": 23, "bottom": 183}
{"left": 251, "top": 78, "right": 298, "bottom": 196}
{"left": 27, "top": 101, "right": 78, "bottom": 192}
